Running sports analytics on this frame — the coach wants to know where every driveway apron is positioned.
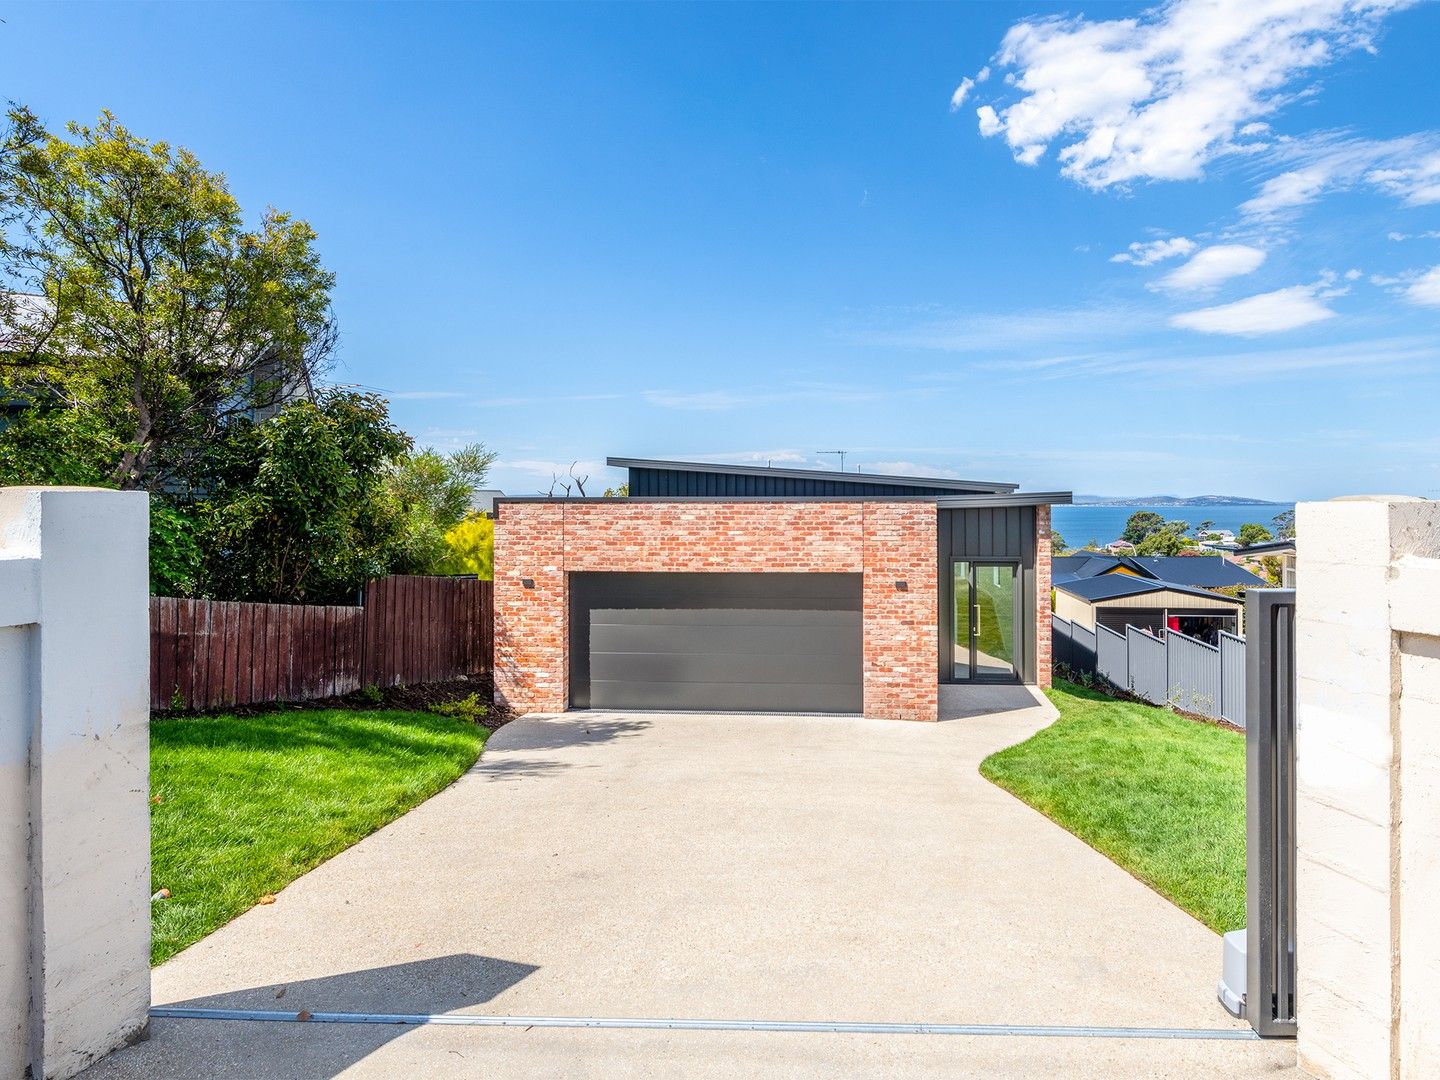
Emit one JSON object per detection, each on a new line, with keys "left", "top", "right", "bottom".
{"left": 83, "top": 687, "right": 1296, "bottom": 1077}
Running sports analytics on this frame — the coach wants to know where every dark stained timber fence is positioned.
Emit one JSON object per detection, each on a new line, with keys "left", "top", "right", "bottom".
{"left": 151, "top": 575, "right": 493, "bottom": 711}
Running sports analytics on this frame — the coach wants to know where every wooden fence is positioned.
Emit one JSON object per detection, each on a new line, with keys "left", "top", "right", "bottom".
{"left": 150, "top": 575, "right": 493, "bottom": 711}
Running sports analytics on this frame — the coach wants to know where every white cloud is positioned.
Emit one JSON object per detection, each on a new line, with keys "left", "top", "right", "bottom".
{"left": 851, "top": 303, "right": 1151, "bottom": 352}
{"left": 1242, "top": 163, "right": 1336, "bottom": 215}
{"left": 1155, "top": 244, "right": 1268, "bottom": 291}
{"left": 984, "top": 335, "right": 1438, "bottom": 381}
{"left": 970, "top": 0, "right": 1410, "bottom": 189}
{"left": 1110, "top": 236, "right": 1195, "bottom": 264}
{"left": 1170, "top": 283, "right": 1338, "bottom": 335}
{"left": 1405, "top": 267, "right": 1440, "bottom": 307}
{"left": 950, "top": 78, "right": 975, "bottom": 111}
{"left": 1367, "top": 149, "right": 1440, "bottom": 205}
{"left": 859, "top": 461, "right": 968, "bottom": 479}
{"left": 702, "top": 449, "right": 811, "bottom": 465}
{"left": 1242, "top": 135, "right": 1440, "bottom": 216}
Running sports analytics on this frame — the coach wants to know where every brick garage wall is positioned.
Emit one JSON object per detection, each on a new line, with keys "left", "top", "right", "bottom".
{"left": 494, "top": 500, "right": 938, "bottom": 720}
{"left": 1035, "top": 503, "right": 1053, "bottom": 689}
{"left": 862, "top": 502, "right": 939, "bottom": 721}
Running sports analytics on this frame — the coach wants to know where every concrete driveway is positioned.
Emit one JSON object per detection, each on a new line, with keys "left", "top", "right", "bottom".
{"left": 85, "top": 688, "right": 1296, "bottom": 1078}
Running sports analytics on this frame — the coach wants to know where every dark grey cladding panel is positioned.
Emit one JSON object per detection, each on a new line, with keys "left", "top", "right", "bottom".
{"left": 628, "top": 466, "right": 965, "bottom": 499}
{"left": 570, "top": 572, "right": 862, "bottom": 713}
{"left": 938, "top": 506, "right": 1039, "bottom": 684}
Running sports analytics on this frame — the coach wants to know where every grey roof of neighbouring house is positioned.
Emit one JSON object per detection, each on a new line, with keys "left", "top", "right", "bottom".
{"left": 1051, "top": 553, "right": 1264, "bottom": 589}
{"left": 1232, "top": 538, "right": 1296, "bottom": 555}
{"left": 1055, "top": 575, "right": 1243, "bottom": 605}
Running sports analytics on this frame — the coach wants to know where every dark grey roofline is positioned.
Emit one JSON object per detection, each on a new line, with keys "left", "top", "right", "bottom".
{"left": 1233, "top": 539, "right": 1296, "bottom": 554}
{"left": 495, "top": 493, "right": 1071, "bottom": 509}
{"left": 1056, "top": 578, "right": 1242, "bottom": 604}
{"left": 495, "top": 496, "right": 939, "bottom": 508}
{"left": 608, "top": 456, "right": 1020, "bottom": 494}
{"left": 935, "top": 491, "right": 1074, "bottom": 509}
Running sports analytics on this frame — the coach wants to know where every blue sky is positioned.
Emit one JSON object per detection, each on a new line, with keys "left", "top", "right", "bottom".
{"left": 5, "top": 0, "right": 1439, "bottom": 500}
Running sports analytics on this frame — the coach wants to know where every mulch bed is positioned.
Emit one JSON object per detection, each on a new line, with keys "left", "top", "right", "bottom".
{"left": 157, "top": 672, "right": 517, "bottom": 730}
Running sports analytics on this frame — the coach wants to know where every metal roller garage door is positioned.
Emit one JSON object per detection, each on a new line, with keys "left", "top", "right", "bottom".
{"left": 570, "top": 572, "right": 862, "bottom": 713}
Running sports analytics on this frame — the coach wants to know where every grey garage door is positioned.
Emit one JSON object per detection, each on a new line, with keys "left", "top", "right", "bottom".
{"left": 570, "top": 572, "right": 862, "bottom": 713}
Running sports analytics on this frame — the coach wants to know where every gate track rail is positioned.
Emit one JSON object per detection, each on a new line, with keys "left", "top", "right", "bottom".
{"left": 151, "top": 1007, "right": 1260, "bottom": 1041}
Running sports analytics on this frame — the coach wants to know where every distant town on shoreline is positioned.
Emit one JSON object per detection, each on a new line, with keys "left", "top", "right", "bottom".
{"left": 1073, "top": 495, "right": 1289, "bottom": 507}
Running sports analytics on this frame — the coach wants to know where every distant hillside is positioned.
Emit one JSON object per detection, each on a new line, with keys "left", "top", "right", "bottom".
{"left": 1074, "top": 495, "right": 1287, "bottom": 507}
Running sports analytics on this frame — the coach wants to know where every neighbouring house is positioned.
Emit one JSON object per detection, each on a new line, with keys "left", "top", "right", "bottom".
{"left": 1227, "top": 537, "right": 1297, "bottom": 588}
{"left": 1051, "top": 552, "right": 1264, "bottom": 590}
{"left": 1050, "top": 552, "right": 1260, "bottom": 642}
{"left": 1053, "top": 574, "right": 1245, "bottom": 642}
{"left": 493, "top": 456, "right": 1072, "bottom": 721}
{"left": 1104, "top": 540, "right": 1136, "bottom": 554}
{"left": 468, "top": 488, "right": 506, "bottom": 516}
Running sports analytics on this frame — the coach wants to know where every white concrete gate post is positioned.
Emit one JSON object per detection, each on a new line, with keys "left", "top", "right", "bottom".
{"left": 1295, "top": 495, "right": 1440, "bottom": 1080}
{"left": 0, "top": 487, "right": 151, "bottom": 1080}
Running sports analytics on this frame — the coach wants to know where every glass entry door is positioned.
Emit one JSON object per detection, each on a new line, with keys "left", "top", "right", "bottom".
{"left": 952, "top": 561, "right": 1020, "bottom": 681}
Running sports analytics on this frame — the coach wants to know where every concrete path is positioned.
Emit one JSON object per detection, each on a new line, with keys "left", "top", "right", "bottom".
{"left": 85, "top": 688, "right": 1296, "bottom": 1078}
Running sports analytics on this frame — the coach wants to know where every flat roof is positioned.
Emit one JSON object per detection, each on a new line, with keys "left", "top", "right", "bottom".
{"left": 608, "top": 456, "right": 1020, "bottom": 494}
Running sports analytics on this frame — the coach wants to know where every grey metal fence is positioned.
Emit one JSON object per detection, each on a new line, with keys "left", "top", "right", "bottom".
{"left": 1220, "top": 631, "right": 1246, "bottom": 725}
{"left": 1095, "top": 623, "right": 1128, "bottom": 689}
{"left": 1053, "top": 615, "right": 1247, "bottom": 726}
{"left": 1167, "top": 630, "right": 1222, "bottom": 717}
{"left": 1127, "top": 626, "right": 1168, "bottom": 703}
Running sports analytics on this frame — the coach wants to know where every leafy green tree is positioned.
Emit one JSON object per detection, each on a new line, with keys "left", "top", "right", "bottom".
{"left": 1134, "top": 526, "right": 1191, "bottom": 556}
{"left": 1121, "top": 510, "right": 1166, "bottom": 544}
{"left": 380, "top": 444, "right": 497, "bottom": 575}
{"left": 1051, "top": 529, "right": 1069, "bottom": 554}
{"left": 0, "top": 108, "right": 336, "bottom": 492}
{"left": 1238, "top": 522, "right": 1274, "bottom": 548}
{"left": 149, "top": 503, "right": 203, "bottom": 596}
{"left": 1271, "top": 509, "right": 1295, "bottom": 539}
{"left": 0, "top": 401, "right": 119, "bottom": 486}
{"left": 198, "top": 390, "right": 409, "bottom": 603}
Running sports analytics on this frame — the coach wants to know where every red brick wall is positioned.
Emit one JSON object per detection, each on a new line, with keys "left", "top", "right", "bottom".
{"left": 862, "top": 503, "right": 940, "bottom": 721}
{"left": 1035, "top": 503, "right": 1053, "bottom": 689}
{"left": 494, "top": 500, "right": 938, "bottom": 720}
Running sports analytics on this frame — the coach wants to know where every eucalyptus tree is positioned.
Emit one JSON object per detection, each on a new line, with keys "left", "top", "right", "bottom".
{"left": 0, "top": 107, "right": 336, "bottom": 491}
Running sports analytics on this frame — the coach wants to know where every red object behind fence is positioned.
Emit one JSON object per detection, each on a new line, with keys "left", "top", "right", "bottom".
{"left": 150, "top": 576, "right": 493, "bottom": 711}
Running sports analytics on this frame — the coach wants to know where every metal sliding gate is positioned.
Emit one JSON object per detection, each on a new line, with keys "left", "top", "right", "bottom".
{"left": 1228, "top": 589, "right": 1298, "bottom": 1037}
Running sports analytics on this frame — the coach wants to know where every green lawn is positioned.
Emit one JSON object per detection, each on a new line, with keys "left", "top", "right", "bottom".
{"left": 150, "top": 709, "right": 487, "bottom": 965}
{"left": 980, "top": 679, "right": 1245, "bottom": 933}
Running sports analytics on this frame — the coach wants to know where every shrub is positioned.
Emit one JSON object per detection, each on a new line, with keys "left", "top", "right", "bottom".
{"left": 426, "top": 692, "right": 488, "bottom": 724}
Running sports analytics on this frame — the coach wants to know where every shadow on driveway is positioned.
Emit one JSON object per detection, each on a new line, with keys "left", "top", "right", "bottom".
{"left": 473, "top": 715, "right": 652, "bottom": 782}
{"left": 106, "top": 954, "right": 539, "bottom": 1080}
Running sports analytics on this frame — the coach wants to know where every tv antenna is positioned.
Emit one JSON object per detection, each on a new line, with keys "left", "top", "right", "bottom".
{"left": 817, "top": 449, "right": 850, "bottom": 472}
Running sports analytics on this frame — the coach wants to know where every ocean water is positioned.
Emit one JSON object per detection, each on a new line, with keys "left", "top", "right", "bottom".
{"left": 1052, "top": 504, "right": 1294, "bottom": 548}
